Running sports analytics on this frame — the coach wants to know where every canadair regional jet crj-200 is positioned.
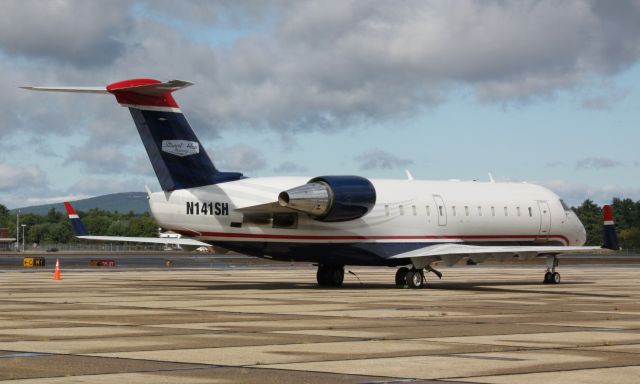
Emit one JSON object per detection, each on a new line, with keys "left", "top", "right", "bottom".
{"left": 23, "top": 78, "right": 620, "bottom": 288}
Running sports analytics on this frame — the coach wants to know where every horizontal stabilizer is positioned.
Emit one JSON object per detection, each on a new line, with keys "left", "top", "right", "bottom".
{"left": 20, "top": 86, "right": 108, "bottom": 94}
{"left": 107, "top": 79, "right": 193, "bottom": 96}
{"left": 21, "top": 80, "right": 193, "bottom": 97}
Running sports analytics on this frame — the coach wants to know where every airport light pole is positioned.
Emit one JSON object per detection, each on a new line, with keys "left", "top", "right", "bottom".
{"left": 16, "top": 210, "right": 19, "bottom": 252}
{"left": 21, "top": 224, "right": 26, "bottom": 252}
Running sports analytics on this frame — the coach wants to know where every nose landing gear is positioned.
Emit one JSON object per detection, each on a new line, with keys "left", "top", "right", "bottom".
{"left": 395, "top": 265, "right": 442, "bottom": 288}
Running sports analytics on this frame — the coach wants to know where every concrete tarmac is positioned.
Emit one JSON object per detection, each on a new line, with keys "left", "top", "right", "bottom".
{"left": 1, "top": 264, "right": 639, "bottom": 383}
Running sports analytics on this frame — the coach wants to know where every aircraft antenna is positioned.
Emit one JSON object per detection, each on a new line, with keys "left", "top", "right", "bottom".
{"left": 405, "top": 170, "right": 414, "bottom": 181}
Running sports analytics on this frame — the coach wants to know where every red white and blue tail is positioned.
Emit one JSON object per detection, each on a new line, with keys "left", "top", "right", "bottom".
{"left": 23, "top": 79, "right": 243, "bottom": 191}
{"left": 602, "top": 205, "right": 620, "bottom": 250}
{"left": 62, "top": 201, "right": 210, "bottom": 248}
{"left": 64, "top": 202, "right": 88, "bottom": 236}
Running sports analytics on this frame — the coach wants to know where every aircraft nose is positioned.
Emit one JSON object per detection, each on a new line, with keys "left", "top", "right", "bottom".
{"left": 574, "top": 214, "right": 587, "bottom": 245}
{"left": 567, "top": 211, "right": 587, "bottom": 245}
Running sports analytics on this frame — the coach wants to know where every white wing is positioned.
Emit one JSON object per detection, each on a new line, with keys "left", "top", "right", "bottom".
{"left": 389, "top": 243, "right": 606, "bottom": 266}
{"left": 78, "top": 236, "right": 209, "bottom": 247}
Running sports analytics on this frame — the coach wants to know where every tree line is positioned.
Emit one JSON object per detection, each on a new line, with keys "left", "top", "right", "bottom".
{"left": 573, "top": 198, "right": 640, "bottom": 249}
{"left": 1, "top": 199, "right": 639, "bottom": 248}
{"left": 0, "top": 205, "right": 158, "bottom": 245}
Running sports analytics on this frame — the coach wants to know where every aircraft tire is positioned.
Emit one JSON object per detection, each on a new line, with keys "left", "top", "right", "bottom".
{"left": 552, "top": 272, "right": 561, "bottom": 284}
{"left": 316, "top": 265, "right": 344, "bottom": 288}
{"left": 395, "top": 267, "right": 409, "bottom": 287}
{"left": 543, "top": 272, "right": 552, "bottom": 284}
{"left": 316, "top": 266, "right": 330, "bottom": 287}
{"left": 406, "top": 270, "right": 424, "bottom": 289}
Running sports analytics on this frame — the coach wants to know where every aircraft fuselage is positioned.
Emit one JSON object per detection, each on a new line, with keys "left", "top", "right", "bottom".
{"left": 149, "top": 177, "right": 587, "bottom": 266}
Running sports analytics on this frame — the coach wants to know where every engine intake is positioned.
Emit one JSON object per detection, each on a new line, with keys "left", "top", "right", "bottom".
{"left": 278, "top": 175, "right": 376, "bottom": 222}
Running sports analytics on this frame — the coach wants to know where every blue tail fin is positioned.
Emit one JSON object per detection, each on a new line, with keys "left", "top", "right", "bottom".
{"left": 23, "top": 78, "right": 242, "bottom": 191}
{"left": 106, "top": 79, "right": 242, "bottom": 191}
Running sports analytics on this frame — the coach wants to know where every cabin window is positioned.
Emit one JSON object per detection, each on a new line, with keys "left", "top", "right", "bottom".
{"left": 452, "top": 206, "right": 457, "bottom": 216}
{"left": 517, "top": 207, "right": 521, "bottom": 217}
{"left": 491, "top": 206, "right": 495, "bottom": 216}
{"left": 478, "top": 206, "right": 483, "bottom": 216}
{"left": 399, "top": 205, "right": 404, "bottom": 216}
{"left": 412, "top": 205, "right": 417, "bottom": 216}
{"left": 528, "top": 207, "right": 533, "bottom": 217}
{"left": 464, "top": 206, "right": 469, "bottom": 216}
{"left": 384, "top": 205, "right": 389, "bottom": 216}
{"left": 504, "top": 206, "right": 508, "bottom": 216}
{"left": 426, "top": 206, "right": 431, "bottom": 216}
{"left": 438, "top": 206, "right": 444, "bottom": 216}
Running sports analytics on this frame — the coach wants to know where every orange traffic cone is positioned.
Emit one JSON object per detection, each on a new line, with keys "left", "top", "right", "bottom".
{"left": 52, "top": 258, "right": 62, "bottom": 280}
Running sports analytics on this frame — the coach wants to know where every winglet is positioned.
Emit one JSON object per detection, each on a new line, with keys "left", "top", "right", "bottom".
{"left": 64, "top": 202, "right": 88, "bottom": 236}
{"left": 602, "top": 205, "right": 620, "bottom": 250}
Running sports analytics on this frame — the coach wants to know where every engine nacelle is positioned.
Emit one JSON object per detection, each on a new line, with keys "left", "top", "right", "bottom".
{"left": 278, "top": 175, "right": 376, "bottom": 222}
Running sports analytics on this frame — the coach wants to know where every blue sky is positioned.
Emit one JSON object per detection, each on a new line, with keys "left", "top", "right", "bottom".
{"left": 1, "top": 1, "right": 639, "bottom": 208}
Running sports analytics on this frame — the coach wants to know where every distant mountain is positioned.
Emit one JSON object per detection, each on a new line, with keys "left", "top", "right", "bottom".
{"left": 13, "top": 192, "right": 150, "bottom": 215}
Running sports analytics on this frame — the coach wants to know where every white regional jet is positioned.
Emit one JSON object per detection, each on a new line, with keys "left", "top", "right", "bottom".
{"left": 23, "top": 79, "right": 620, "bottom": 288}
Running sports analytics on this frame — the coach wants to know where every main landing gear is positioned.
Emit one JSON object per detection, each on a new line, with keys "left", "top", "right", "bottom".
{"left": 395, "top": 265, "right": 442, "bottom": 289}
{"left": 543, "top": 256, "right": 561, "bottom": 284}
{"left": 316, "top": 265, "right": 344, "bottom": 288}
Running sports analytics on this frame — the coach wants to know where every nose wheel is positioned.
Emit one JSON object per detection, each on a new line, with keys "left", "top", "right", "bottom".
{"left": 395, "top": 266, "right": 441, "bottom": 288}
{"left": 406, "top": 269, "right": 425, "bottom": 288}
{"left": 543, "top": 256, "right": 561, "bottom": 284}
{"left": 543, "top": 271, "right": 561, "bottom": 284}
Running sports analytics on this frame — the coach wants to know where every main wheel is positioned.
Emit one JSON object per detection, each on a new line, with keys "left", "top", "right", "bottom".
{"left": 328, "top": 267, "right": 344, "bottom": 287}
{"left": 316, "top": 265, "right": 344, "bottom": 288}
{"left": 543, "top": 271, "right": 552, "bottom": 284}
{"left": 406, "top": 269, "right": 424, "bottom": 289}
{"left": 317, "top": 267, "right": 329, "bottom": 287}
{"left": 395, "top": 267, "right": 409, "bottom": 287}
{"left": 552, "top": 272, "right": 561, "bottom": 284}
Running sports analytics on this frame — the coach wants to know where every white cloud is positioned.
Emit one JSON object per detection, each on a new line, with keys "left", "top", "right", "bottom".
{"left": 0, "top": 162, "right": 48, "bottom": 191}
{"left": 0, "top": 0, "right": 131, "bottom": 66}
{"left": 575, "top": 157, "right": 623, "bottom": 170}
{"left": 273, "top": 161, "right": 307, "bottom": 174}
{"left": 215, "top": 144, "right": 267, "bottom": 172}
{"left": 541, "top": 179, "right": 640, "bottom": 206}
{"left": 355, "top": 149, "right": 413, "bottom": 170}
{"left": 1, "top": 1, "right": 640, "bottom": 206}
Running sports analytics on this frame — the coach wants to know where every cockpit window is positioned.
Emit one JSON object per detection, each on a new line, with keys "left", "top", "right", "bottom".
{"left": 559, "top": 199, "right": 571, "bottom": 211}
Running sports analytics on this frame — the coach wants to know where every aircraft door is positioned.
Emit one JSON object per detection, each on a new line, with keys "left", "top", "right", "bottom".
{"left": 537, "top": 201, "right": 551, "bottom": 241}
{"left": 433, "top": 195, "right": 447, "bottom": 226}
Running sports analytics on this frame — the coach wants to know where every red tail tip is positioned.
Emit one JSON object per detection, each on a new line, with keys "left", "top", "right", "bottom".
{"left": 603, "top": 205, "right": 614, "bottom": 222}
{"left": 63, "top": 202, "right": 76, "bottom": 215}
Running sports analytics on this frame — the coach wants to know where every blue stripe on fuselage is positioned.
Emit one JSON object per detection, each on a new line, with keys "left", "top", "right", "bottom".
{"left": 211, "top": 241, "right": 427, "bottom": 266}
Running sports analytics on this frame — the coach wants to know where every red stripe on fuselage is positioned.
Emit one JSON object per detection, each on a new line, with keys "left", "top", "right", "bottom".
{"left": 170, "top": 230, "right": 570, "bottom": 245}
